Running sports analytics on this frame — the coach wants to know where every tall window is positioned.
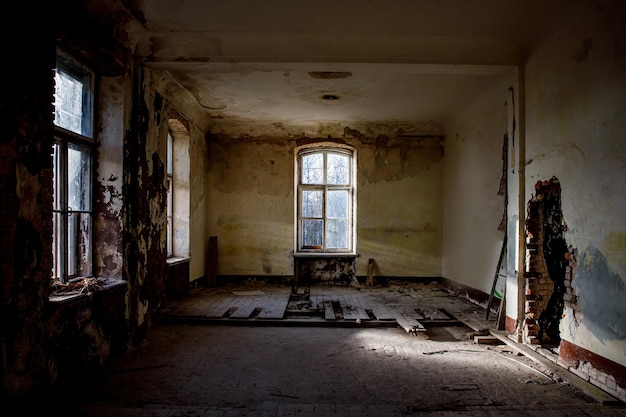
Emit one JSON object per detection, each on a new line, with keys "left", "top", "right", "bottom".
{"left": 166, "top": 132, "right": 174, "bottom": 257}
{"left": 296, "top": 146, "right": 356, "bottom": 253}
{"left": 52, "top": 52, "right": 94, "bottom": 282}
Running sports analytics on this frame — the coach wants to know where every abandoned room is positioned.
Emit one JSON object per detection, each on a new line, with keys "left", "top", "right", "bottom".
{"left": 2, "top": 0, "right": 625, "bottom": 415}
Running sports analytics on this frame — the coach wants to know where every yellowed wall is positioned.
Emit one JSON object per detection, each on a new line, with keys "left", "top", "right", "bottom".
{"left": 206, "top": 135, "right": 444, "bottom": 278}
{"left": 442, "top": 71, "right": 517, "bottom": 295}
{"left": 524, "top": 1, "right": 626, "bottom": 367}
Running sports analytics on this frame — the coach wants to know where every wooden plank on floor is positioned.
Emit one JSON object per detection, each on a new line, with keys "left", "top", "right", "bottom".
{"left": 349, "top": 293, "right": 371, "bottom": 320}
{"left": 396, "top": 315, "right": 426, "bottom": 334}
{"left": 229, "top": 295, "right": 263, "bottom": 318}
{"left": 338, "top": 295, "right": 360, "bottom": 320}
{"left": 204, "top": 295, "right": 235, "bottom": 318}
{"left": 257, "top": 290, "right": 290, "bottom": 319}
{"left": 367, "top": 299, "right": 397, "bottom": 321}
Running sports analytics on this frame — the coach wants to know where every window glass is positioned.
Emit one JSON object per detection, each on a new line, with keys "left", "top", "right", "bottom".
{"left": 54, "top": 53, "right": 93, "bottom": 138}
{"left": 302, "top": 219, "right": 323, "bottom": 248}
{"left": 302, "top": 190, "right": 323, "bottom": 218}
{"left": 68, "top": 143, "right": 91, "bottom": 211}
{"left": 326, "top": 219, "right": 348, "bottom": 249}
{"left": 326, "top": 190, "right": 348, "bottom": 218}
{"left": 301, "top": 153, "right": 323, "bottom": 184}
{"left": 327, "top": 153, "right": 349, "bottom": 185}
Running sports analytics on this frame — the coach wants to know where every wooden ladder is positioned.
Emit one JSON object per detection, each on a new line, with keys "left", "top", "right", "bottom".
{"left": 486, "top": 231, "right": 507, "bottom": 323}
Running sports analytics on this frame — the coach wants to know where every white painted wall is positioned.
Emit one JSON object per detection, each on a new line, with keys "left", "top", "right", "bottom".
{"left": 442, "top": 71, "right": 517, "bottom": 295}
{"left": 524, "top": 1, "right": 626, "bottom": 366}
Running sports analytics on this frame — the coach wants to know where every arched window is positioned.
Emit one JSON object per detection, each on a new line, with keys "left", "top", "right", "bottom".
{"left": 295, "top": 144, "right": 356, "bottom": 254}
{"left": 166, "top": 119, "right": 190, "bottom": 260}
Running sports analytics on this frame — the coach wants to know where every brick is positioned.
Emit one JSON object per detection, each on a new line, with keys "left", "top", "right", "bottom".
{"left": 569, "top": 366, "right": 590, "bottom": 381}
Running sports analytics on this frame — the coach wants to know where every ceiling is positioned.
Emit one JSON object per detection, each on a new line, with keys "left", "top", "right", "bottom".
{"left": 114, "top": 0, "right": 572, "bottom": 137}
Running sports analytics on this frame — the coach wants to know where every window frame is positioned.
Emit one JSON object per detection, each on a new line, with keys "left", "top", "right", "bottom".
{"left": 295, "top": 144, "right": 357, "bottom": 255}
{"left": 52, "top": 51, "right": 96, "bottom": 283}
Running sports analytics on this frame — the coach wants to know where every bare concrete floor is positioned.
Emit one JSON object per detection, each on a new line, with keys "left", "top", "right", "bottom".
{"left": 75, "top": 281, "right": 626, "bottom": 417}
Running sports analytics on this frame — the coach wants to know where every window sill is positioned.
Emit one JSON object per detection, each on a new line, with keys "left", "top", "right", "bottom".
{"left": 167, "top": 256, "right": 190, "bottom": 266}
{"left": 49, "top": 277, "right": 127, "bottom": 304}
{"left": 292, "top": 252, "right": 359, "bottom": 258}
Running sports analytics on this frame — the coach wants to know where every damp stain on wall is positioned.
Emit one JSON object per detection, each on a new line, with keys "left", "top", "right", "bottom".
{"left": 575, "top": 246, "right": 626, "bottom": 342}
{"left": 604, "top": 230, "right": 626, "bottom": 272}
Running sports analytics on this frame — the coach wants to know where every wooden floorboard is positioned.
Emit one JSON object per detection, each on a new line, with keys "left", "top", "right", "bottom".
{"left": 367, "top": 299, "right": 397, "bottom": 321}
{"left": 204, "top": 295, "right": 235, "bottom": 317}
{"left": 230, "top": 295, "right": 264, "bottom": 318}
{"left": 257, "top": 290, "right": 290, "bottom": 319}
{"left": 338, "top": 294, "right": 359, "bottom": 320}
{"left": 348, "top": 293, "right": 371, "bottom": 320}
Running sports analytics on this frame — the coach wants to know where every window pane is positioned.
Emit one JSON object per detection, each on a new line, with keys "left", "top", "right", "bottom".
{"left": 302, "top": 190, "right": 323, "bottom": 218}
{"left": 326, "top": 219, "right": 348, "bottom": 249}
{"left": 301, "top": 153, "right": 323, "bottom": 184}
{"left": 302, "top": 219, "right": 323, "bottom": 248}
{"left": 327, "top": 153, "right": 349, "bottom": 185}
{"left": 54, "top": 70, "right": 84, "bottom": 135}
{"left": 327, "top": 190, "right": 348, "bottom": 219}
{"left": 54, "top": 54, "right": 92, "bottom": 137}
{"left": 68, "top": 212, "right": 92, "bottom": 277}
{"left": 68, "top": 143, "right": 91, "bottom": 211}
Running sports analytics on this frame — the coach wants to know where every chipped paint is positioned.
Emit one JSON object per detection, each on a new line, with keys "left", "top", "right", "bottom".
{"left": 575, "top": 246, "right": 626, "bottom": 342}
{"left": 604, "top": 230, "right": 626, "bottom": 273}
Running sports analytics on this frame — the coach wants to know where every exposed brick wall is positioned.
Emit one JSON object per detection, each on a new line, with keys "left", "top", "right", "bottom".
{"left": 523, "top": 177, "right": 569, "bottom": 345}
{"left": 524, "top": 198, "right": 553, "bottom": 344}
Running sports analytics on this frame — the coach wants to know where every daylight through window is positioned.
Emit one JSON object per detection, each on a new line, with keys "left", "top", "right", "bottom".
{"left": 296, "top": 146, "right": 356, "bottom": 253}
{"left": 52, "top": 52, "right": 94, "bottom": 282}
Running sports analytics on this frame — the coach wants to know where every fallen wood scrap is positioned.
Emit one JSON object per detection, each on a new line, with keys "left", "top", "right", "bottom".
{"left": 396, "top": 316, "right": 426, "bottom": 334}
{"left": 51, "top": 277, "right": 104, "bottom": 296}
{"left": 474, "top": 335, "right": 503, "bottom": 345}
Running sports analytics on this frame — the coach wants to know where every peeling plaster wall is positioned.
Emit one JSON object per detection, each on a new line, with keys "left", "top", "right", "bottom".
{"left": 207, "top": 134, "right": 444, "bottom": 278}
{"left": 95, "top": 76, "right": 125, "bottom": 278}
{"left": 442, "top": 71, "right": 517, "bottom": 295}
{"left": 147, "top": 68, "right": 210, "bottom": 284}
{"left": 524, "top": 0, "right": 626, "bottom": 367}
{"left": 123, "top": 70, "right": 168, "bottom": 332}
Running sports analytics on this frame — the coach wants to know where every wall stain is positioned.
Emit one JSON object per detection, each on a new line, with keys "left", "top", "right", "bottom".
{"left": 575, "top": 246, "right": 626, "bottom": 342}
{"left": 604, "top": 230, "right": 626, "bottom": 272}
{"left": 261, "top": 253, "right": 272, "bottom": 274}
